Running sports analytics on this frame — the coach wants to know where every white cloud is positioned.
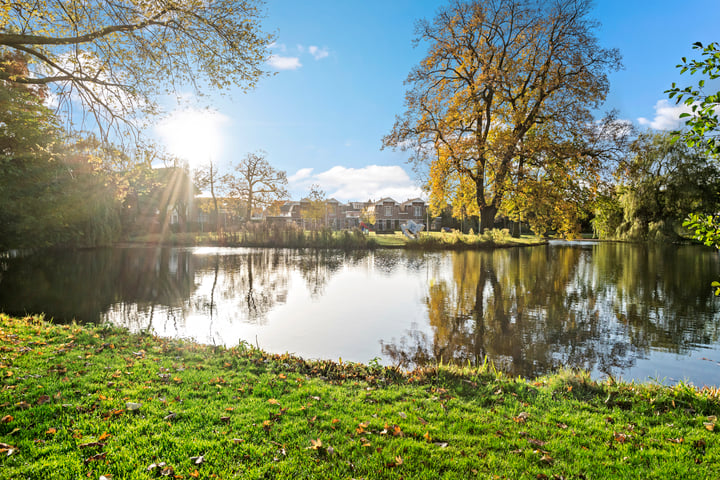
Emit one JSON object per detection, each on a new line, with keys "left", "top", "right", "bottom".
{"left": 288, "top": 165, "right": 424, "bottom": 202}
{"left": 637, "top": 99, "right": 695, "bottom": 130}
{"left": 288, "top": 167, "right": 314, "bottom": 183}
{"left": 154, "top": 108, "right": 230, "bottom": 167}
{"left": 267, "top": 55, "right": 302, "bottom": 70}
{"left": 308, "top": 46, "right": 329, "bottom": 60}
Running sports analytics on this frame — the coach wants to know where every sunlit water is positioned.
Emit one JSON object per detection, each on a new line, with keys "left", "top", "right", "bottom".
{"left": 1, "top": 242, "right": 719, "bottom": 386}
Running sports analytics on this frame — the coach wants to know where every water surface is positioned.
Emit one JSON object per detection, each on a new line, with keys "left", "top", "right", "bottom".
{"left": 1, "top": 242, "right": 719, "bottom": 386}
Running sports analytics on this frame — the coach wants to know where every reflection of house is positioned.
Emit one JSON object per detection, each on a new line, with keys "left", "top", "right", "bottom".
{"left": 265, "top": 197, "right": 428, "bottom": 231}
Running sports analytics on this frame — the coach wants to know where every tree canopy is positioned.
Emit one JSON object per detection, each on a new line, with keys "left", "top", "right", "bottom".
{"left": 667, "top": 42, "right": 720, "bottom": 158}
{"left": 226, "top": 151, "right": 288, "bottom": 221}
{"left": 0, "top": 0, "right": 274, "bottom": 137}
{"left": 383, "top": 0, "right": 622, "bottom": 232}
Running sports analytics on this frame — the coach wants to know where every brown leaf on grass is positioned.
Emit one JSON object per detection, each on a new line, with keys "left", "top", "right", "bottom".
{"left": 356, "top": 421, "right": 369, "bottom": 434}
{"left": 268, "top": 398, "right": 280, "bottom": 405}
{"left": 147, "top": 462, "right": 167, "bottom": 471}
{"left": 46, "top": 428, "right": 57, "bottom": 435}
{"left": 386, "top": 455, "right": 404, "bottom": 467}
{"left": 190, "top": 470, "right": 200, "bottom": 478}
{"left": 0, "top": 442, "right": 17, "bottom": 456}
{"left": 332, "top": 418, "right": 340, "bottom": 424}
{"left": 163, "top": 412, "right": 177, "bottom": 421}
{"left": 98, "top": 432, "right": 112, "bottom": 442}
{"left": 37, "top": 395, "right": 50, "bottom": 405}
{"left": 423, "top": 431, "right": 431, "bottom": 442}
{"left": 417, "top": 416, "right": 428, "bottom": 425}
{"left": 360, "top": 437, "right": 372, "bottom": 447}
{"left": 613, "top": 432, "right": 629, "bottom": 444}
{"left": 668, "top": 438, "right": 684, "bottom": 444}
{"left": 15, "top": 401, "right": 29, "bottom": 410}
{"left": 513, "top": 412, "right": 530, "bottom": 424}
{"left": 84, "top": 452, "right": 107, "bottom": 463}
{"left": 704, "top": 422, "right": 715, "bottom": 431}
{"left": 78, "top": 441, "right": 106, "bottom": 449}
{"left": 1, "top": 415, "right": 12, "bottom": 423}
{"left": 308, "top": 438, "right": 323, "bottom": 450}
{"left": 190, "top": 454, "right": 204, "bottom": 465}
{"left": 220, "top": 416, "right": 231, "bottom": 423}
{"left": 528, "top": 438, "right": 547, "bottom": 448}
{"left": 539, "top": 454, "right": 553, "bottom": 464}
{"left": 232, "top": 438, "right": 244, "bottom": 444}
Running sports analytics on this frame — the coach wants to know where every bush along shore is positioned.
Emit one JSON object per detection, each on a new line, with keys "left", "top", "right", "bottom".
{"left": 127, "top": 225, "right": 547, "bottom": 251}
{"left": 1, "top": 315, "right": 718, "bottom": 479}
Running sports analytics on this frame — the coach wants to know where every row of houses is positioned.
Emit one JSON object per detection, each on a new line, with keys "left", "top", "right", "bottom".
{"left": 270, "top": 197, "right": 428, "bottom": 231}
{"left": 145, "top": 168, "right": 430, "bottom": 232}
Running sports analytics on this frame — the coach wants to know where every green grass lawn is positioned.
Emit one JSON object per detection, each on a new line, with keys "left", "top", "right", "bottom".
{"left": 1, "top": 314, "right": 718, "bottom": 479}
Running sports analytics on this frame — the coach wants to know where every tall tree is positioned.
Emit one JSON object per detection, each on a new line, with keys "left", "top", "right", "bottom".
{"left": 0, "top": 0, "right": 274, "bottom": 137}
{"left": 227, "top": 151, "right": 288, "bottom": 221}
{"left": 383, "top": 0, "right": 621, "bottom": 232}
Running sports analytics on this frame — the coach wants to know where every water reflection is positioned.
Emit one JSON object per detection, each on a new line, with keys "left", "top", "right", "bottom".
{"left": 381, "top": 243, "right": 720, "bottom": 381}
{"left": 1, "top": 243, "right": 719, "bottom": 384}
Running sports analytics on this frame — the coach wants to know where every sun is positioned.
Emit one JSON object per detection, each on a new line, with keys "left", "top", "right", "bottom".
{"left": 155, "top": 108, "right": 230, "bottom": 168}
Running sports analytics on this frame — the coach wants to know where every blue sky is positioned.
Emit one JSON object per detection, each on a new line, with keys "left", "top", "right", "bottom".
{"left": 152, "top": 0, "right": 720, "bottom": 202}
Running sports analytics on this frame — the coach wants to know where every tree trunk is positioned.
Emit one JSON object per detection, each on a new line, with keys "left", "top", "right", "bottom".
{"left": 479, "top": 206, "right": 498, "bottom": 233}
{"left": 511, "top": 220, "right": 521, "bottom": 238}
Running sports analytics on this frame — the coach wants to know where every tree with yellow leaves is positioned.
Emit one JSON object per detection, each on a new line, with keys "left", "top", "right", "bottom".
{"left": 384, "top": 0, "right": 622, "bottom": 233}
{"left": 0, "top": 0, "right": 273, "bottom": 138}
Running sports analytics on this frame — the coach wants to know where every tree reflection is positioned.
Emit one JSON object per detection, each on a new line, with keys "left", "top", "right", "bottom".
{"left": 382, "top": 244, "right": 720, "bottom": 378}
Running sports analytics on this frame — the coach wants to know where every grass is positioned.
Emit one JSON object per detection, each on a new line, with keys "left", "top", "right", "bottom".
{"left": 2, "top": 314, "right": 719, "bottom": 479}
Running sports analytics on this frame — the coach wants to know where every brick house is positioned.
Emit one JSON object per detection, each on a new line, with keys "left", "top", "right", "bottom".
{"left": 266, "top": 197, "right": 428, "bottom": 231}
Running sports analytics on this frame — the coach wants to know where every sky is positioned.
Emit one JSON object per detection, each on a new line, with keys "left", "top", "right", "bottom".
{"left": 151, "top": 0, "right": 720, "bottom": 202}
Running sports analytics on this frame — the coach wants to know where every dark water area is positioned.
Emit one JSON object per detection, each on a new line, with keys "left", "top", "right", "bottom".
{"left": 1, "top": 242, "right": 719, "bottom": 386}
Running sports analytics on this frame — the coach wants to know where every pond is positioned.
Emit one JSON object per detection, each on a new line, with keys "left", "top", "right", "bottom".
{"left": 1, "top": 242, "right": 719, "bottom": 386}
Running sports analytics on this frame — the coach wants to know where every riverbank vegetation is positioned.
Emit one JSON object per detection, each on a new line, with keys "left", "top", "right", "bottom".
{"left": 1, "top": 314, "right": 719, "bottom": 479}
{"left": 125, "top": 225, "right": 545, "bottom": 250}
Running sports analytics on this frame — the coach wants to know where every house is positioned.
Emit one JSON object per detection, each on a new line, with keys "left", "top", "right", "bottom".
{"left": 263, "top": 197, "right": 428, "bottom": 231}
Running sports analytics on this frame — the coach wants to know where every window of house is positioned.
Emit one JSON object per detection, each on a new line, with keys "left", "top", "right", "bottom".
{"left": 385, "top": 205, "right": 392, "bottom": 217}
{"left": 414, "top": 205, "right": 422, "bottom": 217}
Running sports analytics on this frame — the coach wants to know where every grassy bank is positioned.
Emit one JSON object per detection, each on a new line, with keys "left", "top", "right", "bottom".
{"left": 126, "top": 227, "right": 545, "bottom": 250}
{"left": 2, "top": 315, "right": 718, "bottom": 479}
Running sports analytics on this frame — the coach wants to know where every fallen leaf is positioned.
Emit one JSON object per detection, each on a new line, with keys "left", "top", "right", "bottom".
{"left": 125, "top": 402, "right": 142, "bottom": 411}
{"left": 613, "top": 432, "right": 629, "bottom": 444}
{"left": 46, "top": 427, "right": 57, "bottom": 435}
{"left": 190, "top": 470, "right": 200, "bottom": 478}
{"left": 268, "top": 398, "right": 280, "bottom": 405}
{"left": 163, "top": 412, "right": 177, "bottom": 421}
{"left": 220, "top": 416, "right": 231, "bottom": 423}
{"left": 1, "top": 415, "right": 12, "bottom": 423}
{"left": 332, "top": 418, "right": 340, "bottom": 424}
{"left": 704, "top": 422, "right": 715, "bottom": 431}
{"left": 309, "top": 438, "right": 322, "bottom": 450}
{"left": 513, "top": 412, "right": 529, "bottom": 424}
{"left": 668, "top": 437, "right": 684, "bottom": 444}
{"left": 528, "top": 438, "right": 547, "bottom": 447}
{"left": 539, "top": 454, "right": 553, "bottom": 464}
{"left": 37, "top": 395, "right": 50, "bottom": 405}
{"left": 15, "top": 401, "right": 29, "bottom": 409}
{"left": 190, "top": 454, "right": 204, "bottom": 465}
{"left": 417, "top": 416, "right": 428, "bottom": 425}
{"left": 78, "top": 442, "right": 106, "bottom": 449}
{"left": 232, "top": 438, "right": 244, "bottom": 444}
{"left": 398, "top": 411, "right": 407, "bottom": 419}
{"left": 98, "top": 432, "right": 112, "bottom": 442}
{"left": 84, "top": 452, "right": 107, "bottom": 463}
